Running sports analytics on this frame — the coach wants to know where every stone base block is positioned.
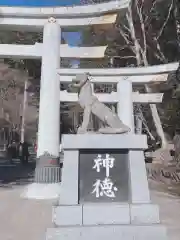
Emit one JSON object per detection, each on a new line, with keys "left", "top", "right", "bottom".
{"left": 83, "top": 203, "right": 130, "bottom": 225}
{"left": 46, "top": 225, "right": 167, "bottom": 240}
{"left": 53, "top": 203, "right": 160, "bottom": 226}
{"left": 130, "top": 204, "right": 160, "bottom": 224}
{"left": 62, "top": 134, "right": 147, "bottom": 150}
{"left": 53, "top": 205, "right": 83, "bottom": 226}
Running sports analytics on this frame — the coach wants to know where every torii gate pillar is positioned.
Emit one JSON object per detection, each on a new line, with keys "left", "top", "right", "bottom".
{"left": 35, "top": 18, "right": 61, "bottom": 184}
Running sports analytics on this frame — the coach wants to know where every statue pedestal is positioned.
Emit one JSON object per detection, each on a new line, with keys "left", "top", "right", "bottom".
{"left": 46, "top": 134, "right": 167, "bottom": 240}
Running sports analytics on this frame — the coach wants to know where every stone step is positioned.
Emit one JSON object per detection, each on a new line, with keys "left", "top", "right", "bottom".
{"left": 52, "top": 204, "right": 160, "bottom": 227}
{"left": 46, "top": 225, "right": 167, "bottom": 240}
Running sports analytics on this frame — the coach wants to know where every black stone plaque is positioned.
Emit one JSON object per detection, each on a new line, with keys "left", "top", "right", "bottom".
{"left": 79, "top": 149, "right": 129, "bottom": 203}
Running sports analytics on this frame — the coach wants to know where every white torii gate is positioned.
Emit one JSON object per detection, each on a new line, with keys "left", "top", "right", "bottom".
{"left": 0, "top": 1, "right": 130, "bottom": 196}
{"left": 58, "top": 66, "right": 178, "bottom": 133}
{"left": 0, "top": 2, "right": 178, "bottom": 198}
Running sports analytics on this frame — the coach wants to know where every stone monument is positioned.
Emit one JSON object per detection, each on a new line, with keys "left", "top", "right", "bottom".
{"left": 46, "top": 75, "right": 167, "bottom": 240}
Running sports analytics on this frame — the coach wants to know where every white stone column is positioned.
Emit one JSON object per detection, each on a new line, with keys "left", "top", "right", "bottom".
{"left": 35, "top": 18, "right": 61, "bottom": 183}
{"left": 128, "top": 150, "right": 151, "bottom": 203}
{"left": 117, "top": 78, "right": 150, "bottom": 203}
{"left": 117, "top": 79, "right": 134, "bottom": 131}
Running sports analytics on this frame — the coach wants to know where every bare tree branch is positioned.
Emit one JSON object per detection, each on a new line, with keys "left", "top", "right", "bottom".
{"left": 126, "top": 3, "right": 142, "bottom": 65}
{"left": 118, "top": 26, "right": 135, "bottom": 53}
{"left": 135, "top": 0, "right": 148, "bottom": 65}
{"left": 123, "top": 24, "right": 132, "bottom": 34}
{"left": 156, "top": 0, "right": 174, "bottom": 40}
{"left": 108, "top": 55, "right": 136, "bottom": 59}
{"left": 149, "top": 46, "right": 167, "bottom": 62}
{"left": 154, "top": 37, "right": 168, "bottom": 62}
{"left": 144, "top": 0, "right": 158, "bottom": 24}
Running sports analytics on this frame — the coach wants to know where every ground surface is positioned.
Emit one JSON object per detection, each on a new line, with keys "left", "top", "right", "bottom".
{"left": 150, "top": 180, "right": 180, "bottom": 240}
{"left": 0, "top": 159, "right": 180, "bottom": 240}
{"left": 0, "top": 158, "right": 53, "bottom": 240}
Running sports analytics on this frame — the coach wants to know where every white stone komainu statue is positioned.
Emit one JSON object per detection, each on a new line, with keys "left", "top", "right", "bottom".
{"left": 69, "top": 72, "right": 130, "bottom": 134}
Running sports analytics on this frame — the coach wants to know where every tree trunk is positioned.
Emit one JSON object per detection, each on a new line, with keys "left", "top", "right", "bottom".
{"left": 20, "top": 78, "right": 28, "bottom": 143}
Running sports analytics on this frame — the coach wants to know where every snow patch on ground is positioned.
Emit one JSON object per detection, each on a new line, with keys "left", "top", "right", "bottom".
{"left": 21, "top": 183, "right": 61, "bottom": 200}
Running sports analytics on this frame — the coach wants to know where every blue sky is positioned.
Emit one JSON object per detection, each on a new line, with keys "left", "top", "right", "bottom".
{"left": 0, "top": 0, "right": 81, "bottom": 7}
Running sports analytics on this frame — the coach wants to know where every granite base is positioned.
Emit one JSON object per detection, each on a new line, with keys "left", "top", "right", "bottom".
{"left": 46, "top": 225, "right": 167, "bottom": 240}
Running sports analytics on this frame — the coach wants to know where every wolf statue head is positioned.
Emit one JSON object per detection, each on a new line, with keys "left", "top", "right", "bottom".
{"left": 67, "top": 72, "right": 90, "bottom": 93}
{"left": 72, "top": 72, "right": 90, "bottom": 84}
